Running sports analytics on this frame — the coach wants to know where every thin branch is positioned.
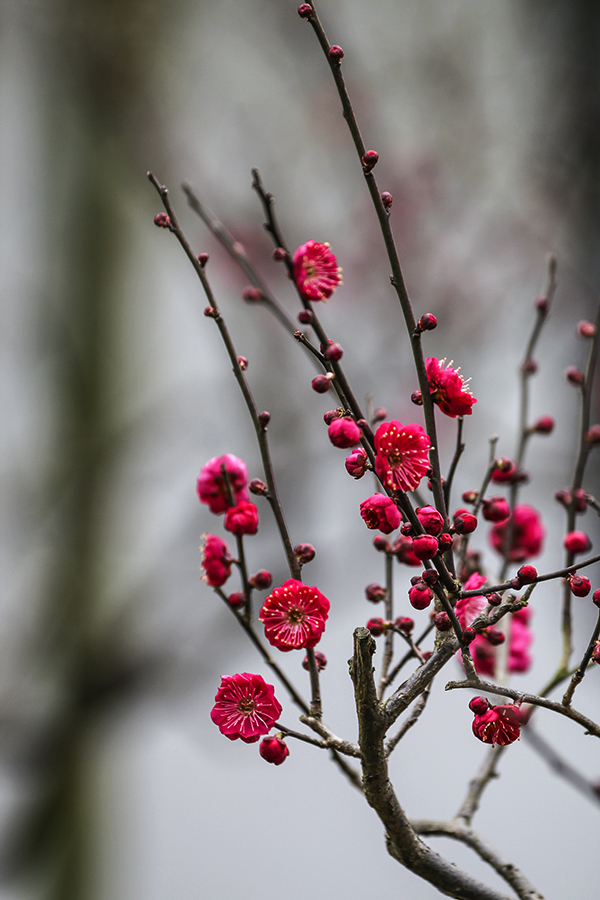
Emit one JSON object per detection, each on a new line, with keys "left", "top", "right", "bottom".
{"left": 378, "top": 552, "right": 395, "bottom": 699}
{"left": 562, "top": 609, "right": 600, "bottom": 706}
{"left": 457, "top": 745, "right": 505, "bottom": 825}
{"left": 299, "top": 715, "right": 362, "bottom": 758}
{"left": 385, "top": 684, "right": 431, "bottom": 756}
{"left": 444, "top": 417, "right": 465, "bottom": 511}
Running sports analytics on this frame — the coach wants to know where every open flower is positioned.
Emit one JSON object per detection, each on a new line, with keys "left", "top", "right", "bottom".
{"left": 201, "top": 534, "right": 233, "bottom": 587}
{"left": 374, "top": 421, "right": 431, "bottom": 492}
{"left": 490, "top": 504, "right": 544, "bottom": 561}
{"left": 292, "top": 240, "right": 341, "bottom": 301}
{"left": 471, "top": 700, "right": 521, "bottom": 746}
{"left": 426, "top": 358, "right": 476, "bottom": 417}
{"left": 196, "top": 454, "right": 249, "bottom": 514}
{"left": 259, "top": 579, "right": 330, "bottom": 651}
{"left": 211, "top": 673, "right": 282, "bottom": 743}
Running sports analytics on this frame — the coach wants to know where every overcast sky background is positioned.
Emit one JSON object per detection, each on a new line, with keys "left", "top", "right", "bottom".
{"left": 1, "top": 1, "right": 600, "bottom": 898}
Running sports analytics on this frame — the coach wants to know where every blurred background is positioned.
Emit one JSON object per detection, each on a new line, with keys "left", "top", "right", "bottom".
{"left": 1, "top": 0, "right": 600, "bottom": 898}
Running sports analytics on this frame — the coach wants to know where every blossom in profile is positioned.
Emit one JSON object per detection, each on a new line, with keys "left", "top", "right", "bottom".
{"left": 374, "top": 421, "right": 431, "bottom": 492}
{"left": 470, "top": 699, "right": 521, "bottom": 746}
{"left": 196, "top": 454, "right": 249, "bottom": 514}
{"left": 426, "top": 358, "right": 476, "bottom": 417}
{"left": 490, "top": 504, "right": 544, "bottom": 561}
{"left": 259, "top": 735, "right": 290, "bottom": 765}
{"left": 211, "top": 673, "right": 282, "bottom": 743}
{"left": 224, "top": 500, "right": 259, "bottom": 536}
{"left": 360, "top": 494, "right": 401, "bottom": 534}
{"left": 201, "top": 534, "right": 233, "bottom": 587}
{"left": 259, "top": 579, "right": 330, "bottom": 651}
{"left": 345, "top": 447, "right": 369, "bottom": 478}
{"left": 292, "top": 240, "right": 341, "bottom": 301}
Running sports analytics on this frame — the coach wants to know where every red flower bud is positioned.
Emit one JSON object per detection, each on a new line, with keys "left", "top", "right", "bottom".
{"left": 345, "top": 447, "right": 369, "bottom": 479}
{"left": 411, "top": 534, "right": 439, "bottom": 560}
{"left": 272, "top": 247, "right": 287, "bottom": 261}
{"left": 395, "top": 616, "right": 414, "bottom": 633}
{"left": 593, "top": 590, "right": 600, "bottom": 608}
{"left": 482, "top": 496, "right": 510, "bottom": 523}
{"left": 416, "top": 505, "right": 444, "bottom": 536}
{"left": 417, "top": 313, "right": 438, "bottom": 332}
{"left": 362, "top": 150, "right": 379, "bottom": 169}
{"left": 365, "top": 583, "right": 386, "bottom": 603}
{"left": 328, "top": 417, "right": 362, "bottom": 448}
{"left": 260, "top": 735, "right": 289, "bottom": 766}
{"left": 249, "top": 569, "right": 272, "bottom": 590}
{"left": 409, "top": 582, "right": 433, "bottom": 610}
{"left": 452, "top": 510, "right": 478, "bottom": 534}
{"left": 372, "top": 407, "right": 387, "bottom": 423}
{"left": 517, "top": 565, "right": 537, "bottom": 584}
{"left": 438, "top": 533, "right": 453, "bottom": 552}
{"left": 298, "top": 309, "right": 313, "bottom": 324}
{"left": 324, "top": 342, "right": 344, "bottom": 361}
{"left": 422, "top": 569, "right": 439, "bottom": 586}
{"left": 563, "top": 531, "right": 592, "bottom": 554}
{"left": 227, "top": 592, "right": 246, "bottom": 609}
{"left": 294, "top": 543, "right": 316, "bottom": 565}
{"left": 312, "top": 374, "right": 332, "bottom": 393}
{"left": 242, "top": 286, "right": 262, "bottom": 302}
{"left": 204, "top": 306, "right": 217, "bottom": 318}
{"left": 566, "top": 366, "right": 585, "bottom": 386}
{"left": 555, "top": 488, "right": 587, "bottom": 513}
{"left": 577, "top": 320, "right": 597, "bottom": 338}
{"left": 373, "top": 536, "right": 391, "bottom": 553}
{"left": 487, "top": 592, "right": 502, "bottom": 606}
{"left": 198, "top": 252, "right": 209, "bottom": 266}
{"left": 302, "top": 650, "right": 327, "bottom": 671}
{"left": 411, "top": 390, "right": 423, "bottom": 406}
{"left": 392, "top": 534, "right": 421, "bottom": 565}
{"left": 258, "top": 411, "right": 270, "bottom": 427}
{"left": 328, "top": 44, "right": 344, "bottom": 60}
{"left": 568, "top": 574, "right": 591, "bottom": 597}
{"left": 533, "top": 415, "right": 555, "bottom": 434}
{"left": 521, "top": 358, "right": 537, "bottom": 374}
{"left": 585, "top": 425, "right": 600, "bottom": 444}
{"left": 434, "top": 611, "right": 452, "bottom": 631}
{"left": 249, "top": 478, "right": 268, "bottom": 495}
{"left": 298, "top": 3, "right": 313, "bottom": 18}
{"left": 484, "top": 627, "right": 505, "bottom": 646}
{"left": 462, "top": 626, "right": 476, "bottom": 644}
{"left": 469, "top": 696, "right": 490, "bottom": 715}
{"left": 154, "top": 212, "right": 171, "bottom": 228}
{"left": 491, "top": 458, "right": 517, "bottom": 483}
{"left": 462, "top": 490, "right": 478, "bottom": 504}
{"left": 237, "top": 356, "right": 248, "bottom": 371}
{"left": 366, "top": 617, "right": 386, "bottom": 636}
{"left": 535, "top": 294, "right": 549, "bottom": 313}
{"left": 225, "top": 501, "right": 259, "bottom": 536}
{"left": 380, "top": 191, "right": 393, "bottom": 210}
{"left": 592, "top": 642, "right": 600, "bottom": 665}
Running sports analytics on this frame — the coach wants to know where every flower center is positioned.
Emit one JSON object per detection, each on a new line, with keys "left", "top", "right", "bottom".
{"left": 237, "top": 698, "right": 256, "bottom": 716}
{"left": 286, "top": 605, "right": 306, "bottom": 625}
{"left": 305, "top": 261, "right": 317, "bottom": 279}
{"left": 386, "top": 449, "right": 404, "bottom": 467}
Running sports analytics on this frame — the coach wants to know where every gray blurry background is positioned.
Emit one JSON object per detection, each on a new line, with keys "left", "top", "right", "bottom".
{"left": 1, "top": 0, "right": 600, "bottom": 898}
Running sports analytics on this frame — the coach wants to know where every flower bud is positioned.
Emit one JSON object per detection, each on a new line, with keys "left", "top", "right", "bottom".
{"left": 380, "top": 191, "right": 393, "bottom": 210}
{"left": 298, "top": 3, "right": 313, "bottom": 18}
{"left": 411, "top": 390, "right": 423, "bottom": 406}
{"left": 510, "top": 577, "right": 521, "bottom": 589}
{"left": 578, "top": 320, "right": 597, "bottom": 338}
{"left": 323, "top": 408, "right": 342, "bottom": 425}
{"left": 203, "top": 306, "right": 217, "bottom": 318}
{"left": 325, "top": 342, "right": 344, "bottom": 361}
{"left": 237, "top": 356, "right": 248, "bottom": 371}
{"left": 462, "top": 490, "right": 478, "bottom": 504}
{"left": 452, "top": 510, "right": 478, "bottom": 535}
{"left": 303, "top": 650, "right": 327, "bottom": 671}
{"left": 328, "top": 44, "right": 344, "bottom": 60}
{"left": 411, "top": 534, "right": 439, "bottom": 561}
{"left": 563, "top": 531, "right": 591, "bottom": 554}
{"left": 484, "top": 627, "right": 505, "bottom": 646}
{"left": 410, "top": 575, "right": 422, "bottom": 586}
{"left": 568, "top": 574, "right": 591, "bottom": 597}
{"left": 249, "top": 569, "right": 272, "bottom": 590}
{"left": 242, "top": 286, "right": 262, "bottom": 302}
{"left": 312, "top": 374, "right": 332, "bottom": 393}
{"left": 585, "top": 425, "right": 600, "bottom": 444}
{"left": 434, "top": 611, "right": 452, "bottom": 631}
{"left": 345, "top": 447, "right": 369, "bottom": 479}
{"left": 373, "top": 536, "right": 391, "bottom": 553}
{"left": 249, "top": 478, "right": 268, "bottom": 495}
{"left": 272, "top": 247, "right": 287, "bottom": 261}
{"left": 298, "top": 309, "right": 314, "bottom": 324}
{"left": 462, "top": 626, "right": 476, "bottom": 644}
{"left": 592, "top": 642, "right": 600, "bottom": 665}
{"left": 294, "top": 543, "right": 316, "bottom": 565}
{"left": 416, "top": 505, "right": 444, "bottom": 536}
{"left": 227, "top": 592, "right": 246, "bottom": 609}
{"left": 593, "top": 589, "right": 600, "bottom": 608}
{"left": 438, "top": 533, "right": 453, "bottom": 552}
{"left": 481, "top": 496, "right": 510, "bottom": 523}
{"left": 521, "top": 358, "right": 537, "bottom": 374}
{"left": 260, "top": 735, "right": 289, "bottom": 766}
{"left": 517, "top": 565, "right": 537, "bottom": 584}
{"left": 417, "top": 313, "right": 438, "bottom": 332}
{"left": 400, "top": 522, "right": 414, "bottom": 536}
{"left": 533, "top": 415, "right": 555, "bottom": 434}
{"left": 566, "top": 366, "right": 585, "bottom": 386}
{"left": 491, "top": 458, "right": 517, "bottom": 483}
{"left": 198, "top": 252, "right": 209, "bottom": 266}
{"left": 366, "top": 617, "right": 386, "bottom": 636}
{"left": 469, "top": 696, "right": 490, "bottom": 715}
{"left": 154, "top": 212, "right": 171, "bottom": 228}
{"left": 487, "top": 592, "right": 502, "bottom": 606}
{"left": 258, "top": 411, "right": 271, "bottom": 427}
{"left": 392, "top": 534, "right": 421, "bottom": 565}
{"left": 365, "top": 583, "right": 386, "bottom": 603}
{"left": 362, "top": 150, "right": 379, "bottom": 169}
{"left": 328, "top": 417, "right": 362, "bottom": 448}
{"left": 535, "top": 295, "right": 548, "bottom": 314}
{"left": 422, "top": 568, "right": 439, "bottom": 586}
{"left": 372, "top": 407, "right": 387, "bottom": 423}
{"left": 409, "top": 582, "right": 433, "bottom": 610}
{"left": 395, "top": 616, "right": 414, "bottom": 633}
{"left": 555, "top": 488, "right": 587, "bottom": 513}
